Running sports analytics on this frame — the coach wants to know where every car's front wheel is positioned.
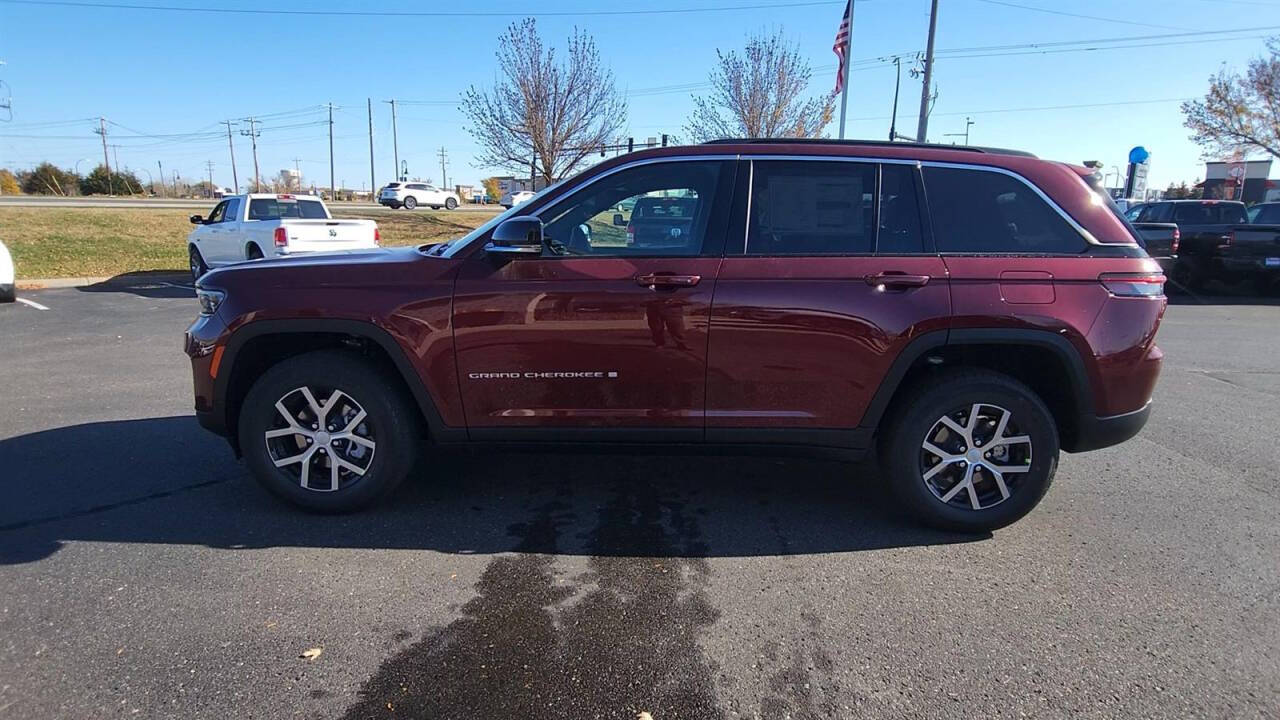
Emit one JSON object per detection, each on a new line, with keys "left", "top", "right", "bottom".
{"left": 444, "top": 197, "right": 458, "bottom": 210}
{"left": 403, "top": 196, "right": 417, "bottom": 210}
{"left": 238, "top": 350, "right": 422, "bottom": 512}
{"left": 880, "top": 369, "right": 1059, "bottom": 533}
{"left": 189, "top": 246, "right": 209, "bottom": 282}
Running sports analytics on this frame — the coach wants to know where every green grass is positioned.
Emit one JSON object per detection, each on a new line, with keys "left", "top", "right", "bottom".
{"left": 0, "top": 206, "right": 500, "bottom": 279}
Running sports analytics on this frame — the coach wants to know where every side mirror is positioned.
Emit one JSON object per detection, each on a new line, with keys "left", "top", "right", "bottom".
{"left": 612, "top": 213, "right": 626, "bottom": 227}
{"left": 189, "top": 214, "right": 204, "bottom": 224}
{"left": 485, "top": 217, "right": 544, "bottom": 256}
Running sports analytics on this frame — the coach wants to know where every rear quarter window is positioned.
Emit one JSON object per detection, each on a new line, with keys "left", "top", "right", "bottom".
{"left": 923, "top": 166, "right": 1088, "bottom": 254}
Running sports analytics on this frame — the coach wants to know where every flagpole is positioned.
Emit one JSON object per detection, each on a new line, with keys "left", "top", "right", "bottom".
{"left": 837, "top": 0, "right": 856, "bottom": 139}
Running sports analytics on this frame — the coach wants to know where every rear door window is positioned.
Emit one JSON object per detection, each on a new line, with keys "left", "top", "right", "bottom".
{"left": 745, "top": 160, "right": 875, "bottom": 255}
{"left": 923, "top": 166, "right": 1087, "bottom": 253}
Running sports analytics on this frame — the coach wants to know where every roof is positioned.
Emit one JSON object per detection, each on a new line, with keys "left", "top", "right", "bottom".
{"left": 702, "top": 137, "right": 1037, "bottom": 158}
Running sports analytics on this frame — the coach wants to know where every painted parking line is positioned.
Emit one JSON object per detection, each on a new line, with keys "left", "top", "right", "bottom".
{"left": 16, "top": 297, "right": 50, "bottom": 311}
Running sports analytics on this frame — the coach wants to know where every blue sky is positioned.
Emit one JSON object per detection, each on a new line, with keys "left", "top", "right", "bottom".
{"left": 1, "top": 0, "right": 1278, "bottom": 192}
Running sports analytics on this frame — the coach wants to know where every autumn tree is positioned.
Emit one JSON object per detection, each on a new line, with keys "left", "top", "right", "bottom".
{"left": 0, "top": 168, "right": 20, "bottom": 195}
{"left": 685, "top": 29, "right": 836, "bottom": 142}
{"left": 1183, "top": 39, "right": 1280, "bottom": 159}
{"left": 19, "top": 162, "right": 79, "bottom": 195}
{"left": 481, "top": 176, "right": 502, "bottom": 202}
{"left": 462, "top": 18, "right": 627, "bottom": 185}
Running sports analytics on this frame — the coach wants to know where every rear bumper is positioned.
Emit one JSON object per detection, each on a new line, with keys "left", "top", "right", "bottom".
{"left": 1066, "top": 401, "right": 1151, "bottom": 453}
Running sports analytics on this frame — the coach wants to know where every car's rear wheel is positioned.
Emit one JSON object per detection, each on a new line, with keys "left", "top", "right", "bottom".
{"left": 189, "top": 246, "right": 209, "bottom": 282}
{"left": 403, "top": 196, "right": 417, "bottom": 210}
{"left": 444, "top": 197, "right": 458, "bottom": 210}
{"left": 246, "top": 244, "right": 264, "bottom": 260}
{"left": 0, "top": 284, "right": 14, "bottom": 303}
{"left": 238, "top": 350, "right": 422, "bottom": 512}
{"left": 880, "top": 369, "right": 1059, "bottom": 533}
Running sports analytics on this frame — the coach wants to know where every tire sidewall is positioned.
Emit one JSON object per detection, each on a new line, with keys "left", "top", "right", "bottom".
{"left": 886, "top": 374, "right": 1059, "bottom": 532}
{"left": 404, "top": 196, "right": 416, "bottom": 209}
{"left": 238, "top": 351, "right": 419, "bottom": 512}
{"left": 445, "top": 198, "right": 457, "bottom": 210}
{"left": 189, "top": 246, "right": 208, "bottom": 282}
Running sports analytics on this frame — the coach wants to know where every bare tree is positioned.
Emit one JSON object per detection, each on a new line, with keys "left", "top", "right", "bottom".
{"left": 462, "top": 18, "right": 627, "bottom": 185}
{"left": 1183, "top": 39, "right": 1280, "bottom": 159}
{"left": 685, "top": 29, "right": 836, "bottom": 142}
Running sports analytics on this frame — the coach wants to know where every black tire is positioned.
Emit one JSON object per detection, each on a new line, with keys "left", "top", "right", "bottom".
{"left": 0, "top": 284, "right": 14, "bottom": 303}
{"left": 445, "top": 197, "right": 458, "bottom": 210}
{"left": 238, "top": 350, "right": 423, "bottom": 512}
{"left": 246, "top": 244, "right": 264, "bottom": 260}
{"left": 879, "top": 368, "right": 1059, "bottom": 533}
{"left": 189, "top": 246, "right": 209, "bottom": 282}
{"left": 403, "top": 196, "right": 417, "bottom": 210}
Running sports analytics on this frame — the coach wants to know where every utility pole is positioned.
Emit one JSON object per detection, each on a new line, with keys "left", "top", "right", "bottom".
{"left": 157, "top": 160, "right": 164, "bottom": 197}
{"left": 889, "top": 55, "right": 902, "bottom": 141}
{"left": 220, "top": 120, "right": 239, "bottom": 192}
{"left": 327, "top": 103, "right": 335, "bottom": 201}
{"left": 367, "top": 98, "right": 376, "bottom": 194}
{"left": 944, "top": 117, "right": 975, "bottom": 146}
{"left": 291, "top": 157, "right": 303, "bottom": 191}
{"left": 94, "top": 117, "right": 113, "bottom": 195}
{"left": 110, "top": 144, "right": 120, "bottom": 175}
{"left": 205, "top": 160, "right": 215, "bottom": 198}
{"left": 916, "top": 0, "right": 939, "bottom": 143}
{"left": 383, "top": 99, "right": 399, "bottom": 180}
{"left": 240, "top": 117, "right": 261, "bottom": 192}
{"left": 437, "top": 146, "right": 448, "bottom": 191}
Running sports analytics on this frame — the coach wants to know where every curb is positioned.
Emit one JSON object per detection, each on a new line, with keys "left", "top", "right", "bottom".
{"left": 17, "top": 271, "right": 191, "bottom": 290}
{"left": 16, "top": 276, "right": 113, "bottom": 290}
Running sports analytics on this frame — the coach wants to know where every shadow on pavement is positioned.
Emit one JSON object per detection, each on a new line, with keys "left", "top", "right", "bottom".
{"left": 76, "top": 270, "right": 193, "bottom": 299}
{"left": 0, "top": 415, "right": 980, "bottom": 565}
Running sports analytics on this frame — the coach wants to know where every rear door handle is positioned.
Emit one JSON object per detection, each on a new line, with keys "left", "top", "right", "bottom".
{"left": 865, "top": 272, "right": 930, "bottom": 288}
{"left": 636, "top": 273, "right": 702, "bottom": 288}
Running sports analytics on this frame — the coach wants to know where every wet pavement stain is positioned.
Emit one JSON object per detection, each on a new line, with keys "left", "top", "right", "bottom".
{"left": 342, "top": 476, "right": 725, "bottom": 720}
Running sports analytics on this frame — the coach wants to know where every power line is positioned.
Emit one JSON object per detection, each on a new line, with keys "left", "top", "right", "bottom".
{"left": 970, "top": 0, "right": 1193, "bottom": 31}
{"left": 0, "top": 0, "right": 843, "bottom": 17}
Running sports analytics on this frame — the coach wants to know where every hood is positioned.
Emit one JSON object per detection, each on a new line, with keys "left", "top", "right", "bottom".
{"left": 200, "top": 245, "right": 453, "bottom": 290}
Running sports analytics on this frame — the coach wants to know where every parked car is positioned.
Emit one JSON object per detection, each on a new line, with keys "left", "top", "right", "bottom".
{"left": 1131, "top": 199, "right": 1280, "bottom": 290}
{"left": 187, "top": 194, "right": 380, "bottom": 281}
{"left": 185, "top": 139, "right": 1165, "bottom": 532}
{"left": 0, "top": 239, "right": 14, "bottom": 303}
{"left": 500, "top": 190, "right": 536, "bottom": 209}
{"left": 379, "top": 182, "right": 459, "bottom": 210}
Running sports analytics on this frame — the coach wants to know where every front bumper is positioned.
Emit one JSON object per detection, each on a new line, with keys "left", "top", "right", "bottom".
{"left": 184, "top": 311, "right": 230, "bottom": 437}
{"left": 1066, "top": 401, "right": 1152, "bottom": 453}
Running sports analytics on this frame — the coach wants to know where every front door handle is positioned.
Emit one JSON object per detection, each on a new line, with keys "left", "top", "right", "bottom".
{"left": 865, "top": 272, "right": 930, "bottom": 289}
{"left": 636, "top": 273, "right": 702, "bottom": 289}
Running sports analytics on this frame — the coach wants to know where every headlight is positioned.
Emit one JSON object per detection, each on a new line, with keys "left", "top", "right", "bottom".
{"left": 196, "top": 288, "right": 225, "bottom": 316}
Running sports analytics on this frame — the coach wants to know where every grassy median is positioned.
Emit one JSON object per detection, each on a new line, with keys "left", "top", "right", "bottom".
{"left": 0, "top": 206, "right": 501, "bottom": 279}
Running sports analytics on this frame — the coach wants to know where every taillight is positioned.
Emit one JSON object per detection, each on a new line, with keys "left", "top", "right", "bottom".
{"left": 1171, "top": 227, "right": 1180, "bottom": 254}
{"left": 374, "top": 227, "right": 381, "bottom": 245}
{"left": 1221, "top": 230, "right": 1235, "bottom": 249}
{"left": 1100, "top": 272, "right": 1164, "bottom": 297}
{"left": 626, "top": 224, "right": 634, "bottom": 245}
{"left": 273, "top": 227, "right": 287, "bottom": 247}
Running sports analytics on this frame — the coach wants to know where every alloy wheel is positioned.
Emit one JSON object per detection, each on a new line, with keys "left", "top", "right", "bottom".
{"left": 264, "top": 386, "right": 376, "bottom": 492}
{"left": 919, "top": 403, "right": 1032, "bottom": 510}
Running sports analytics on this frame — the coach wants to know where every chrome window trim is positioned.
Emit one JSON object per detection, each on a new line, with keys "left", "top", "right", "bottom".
{"left": 742, "top": 159, "right": 754, "bottom": 254}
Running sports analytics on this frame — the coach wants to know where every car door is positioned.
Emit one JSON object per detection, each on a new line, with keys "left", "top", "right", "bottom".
{"left": 704, "top": 159, "right": 950, "bottom": 445}
{"left": 218, "top": 197, "right": 243, "bottom": 261}
{"left": 451, "top": 158, "right": 737, "bottom": 440}
{"left": 197, "top": 200, "right": 229, "bottom": 264}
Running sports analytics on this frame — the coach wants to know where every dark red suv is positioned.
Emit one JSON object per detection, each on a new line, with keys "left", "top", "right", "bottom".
{"left": 184, "top": 140, "right": 1165, "bottom": 531}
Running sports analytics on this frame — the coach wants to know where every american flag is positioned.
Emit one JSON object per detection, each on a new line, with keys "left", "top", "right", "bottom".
{"left": 832, "top": 0, "right": 852, "bottom": 93}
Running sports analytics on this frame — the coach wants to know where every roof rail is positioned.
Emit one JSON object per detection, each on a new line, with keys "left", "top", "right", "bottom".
{"left": 701, "top": 137, "right": 1037, "bottom": 158}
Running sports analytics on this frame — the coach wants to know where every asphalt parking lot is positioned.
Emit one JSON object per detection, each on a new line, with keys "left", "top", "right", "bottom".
{"left": 1, "top": 277, "right": 1277, "bottom": 719}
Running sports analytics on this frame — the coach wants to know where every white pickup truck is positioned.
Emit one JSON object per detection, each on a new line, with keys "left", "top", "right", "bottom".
{"left": 187, "top": 193, "right": 379, "bottom": 280}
